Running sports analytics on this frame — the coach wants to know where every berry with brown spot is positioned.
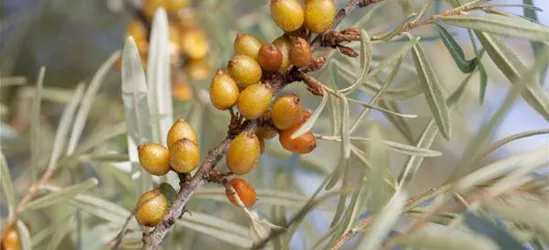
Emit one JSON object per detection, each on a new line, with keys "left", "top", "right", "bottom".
{"left": 258, "top": 44, "right": 283, "bottom": 72}
{"left": 289, "top": 37, "right": 312, "bottom": 68}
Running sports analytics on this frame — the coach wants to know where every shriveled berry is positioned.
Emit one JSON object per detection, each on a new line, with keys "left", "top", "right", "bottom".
{"left": 273, "top": 35, "right": 292, "bottom": 70}
{"left": 138, "top": 143, "right": 171, "bottom": 176}
{"left": 227, "top": 55, "right": 262, "bottom": 87}
{"left": 225, "top": 178, "right": 257, "bottom": 207}
{"left": 234, "top": 34, "right": 263, "bottom": 61}
{"left": 186, "top": 58, "right": 211, "bottom": 80}
{"left": 258, "top": 44, "right": 283, "bottom": 72}
{"left": 256, "top": 127, "right": 277, "bottom": 140}
{"left": 270, "top": 0, "right": 304, "bottom": 32}
{"left": 135, "top": 189, "right": 168, "bottom": 226}
{"left": 126, "top": 20, "right": 148, "bottom": 42}
{"left": 279, "top": 127, "right": 316, "bottom": 154}
{"left": 271, "top": 94, "right": 303, "bottom": 130}
{"left": 167, "top": 118, "right": 198, "bottom": 148}
{"left": 165, "top": 0, "right": 189, "bottom": 14}
{"left": 237, "top": 83, "right": 272, "bottom": 120}
{"left": 169, "top": 138, "right": 200, "bottom": 173}
{"left": 210, "top": 70, "right": 239, "bottom": 110}
{"left": 226, "top": 131, "right": 261, "bottom": 174}
{"left": 180, "top": 29, "right": 209, "bottom": 60}
{"left": 304, "top": 0, "right": 336, "bottom": 33}
{"left": 289, "top": 37, "right": 312, "bottom": 68}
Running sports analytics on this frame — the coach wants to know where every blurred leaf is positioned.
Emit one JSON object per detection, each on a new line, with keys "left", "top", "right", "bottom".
{"left": 326, "top": 98, "right": 350, "bottom": 190}
{"left": 478, "top": 61, "right": 488, "bottom": 103}
{"left": 354, "top": 0, "right": 386, "bottom": 27}
{"left": 31, "top": 214, "right": 72, "bottom": 246}
{"left": 67, "top": 52, "right": 120, "bottom": 155}
{"left": 17, "top": 220, "right": 32, "bottom": 250}
{"left": 357, "top": 191, "right": 408, "bottom": 250}
{"left": 435, "top": 23, "right": 477, "bottom": 73}
{"left": 24, "top": 178, "right": 98, "bottom": 211}
{"left": 291, "top": 90, "right": 328, "bottom": 139}
{"left": 441, "top": 14, "right": 549, "bottom": 41}
{"left": 73, "top": 122, "right": 127, "bottom": 156}
{"left": 0, "top": 148, "right": 15, "bottom": 216}
{"left": 46, "top": 216, "right": 74, "bottom": 250}
{"left": 366, "top": 124, "right": 395, "bottom": 212}
{"left": 176, "top": 211, "right": 253, "bottom": 248}
{"left": 463, "top": 212, "right": 528, "bottom": 250}
{"left": 487, "top": 198, "right": 549, "bottom": 242}
{"left": 30, "top": 67, "right": 45, "bottom": 181}
{"left": 316, "top": 135, "right": 441, "bottom": 157}
{"left": 403, "top": 226, "right": 498, "bottom": 250}
{"left": 46, "top": 84, "right": 86, "bottom": 170}
{"left": 0, "top": 76, "right": 27, "bottom": 87}
{"left": 122, "top": 37, "right": 154, "bottom": 194}
{"left": 379, "top": 100, "right": 415, "bottom": 144}
{"left": 365, "top": 37, "right": 419, "bottom": 80}
{"left": 147, "top": 8, "right": 173, "bottom": 145}
{"left": 410, "top": 39, "right": 452, "bottom": 140}
{"left": 475, "top": 129, "right": 549, "bottom": 161}
{"left": 340, "top": 29, "right": 372, "bottom": 94}
{"left": 69, "top": 193, "right": 131, "bottom": 225}
{"left": 347, "top": 98, "right": 417, "bottom": 118}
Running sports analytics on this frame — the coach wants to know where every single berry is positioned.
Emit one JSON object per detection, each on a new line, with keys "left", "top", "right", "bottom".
{"left": 226, "top": 131, "right": 261, "bottom": 174}
{"left": 1, "top": 224, "right": 22, "bottom": 250}
{"left": 237, "top": 83, "right": 273, "bottom": 120}
{"left": 210, "top": 70, "right": 240, "bottom": 110}
{"left": 234, "top": 34, "right": 263, "bottom": 61}
{"left": 186, "top": 58, "right": 211, "bottom": 80}
{"left": 289, "top": 37, "right": 312, "bottom": 68}
{"left": 304, "top": 0, "right": 336, "bottom": 33}
{"left": 225, "top": 178, "right": 257, "bottom": 207}
{"left": 126, "top": 20, "right": 148, "bottom": 42}
{"left": 143, "top": 0, "right": 166, "bottom": 20}
{"left": 169, "top": 138, "right": 200, "bottom": 173}
{"left": 165, "top": 0, "right": 189, "bottom": 14}
{"left": 271, "top": 94, "right": 303, "bottom": 130}
{"left": 135, "top": 189, "right": 169, "bottom": 226}
{"left": 167, "top": 118, "right": 198, "bottom": 148}
{"left": 258, "top": 44, "right": 283, "bottom": 72}
{"left": 279, "top": 127, "right": 316, "bottom": 154}
{"left": 180, "top": 29, "right": 209, "bottom": 60}
{"left": 227, "top": 55, "right": 262, "bottom": 87}
{"left": 256, "top": 127, "right": 277, "bottom": 140}
{"left": 172, "top": 73, "right": 193, "bottom": 101}
{"left": 273, "top": 35, "right": 292, "bottom": 70}
{"left": 270, "top": 0, "right": 305, "bottom": 32}
{"left": 137, "top": 143, "right": 171, "bottom": 176}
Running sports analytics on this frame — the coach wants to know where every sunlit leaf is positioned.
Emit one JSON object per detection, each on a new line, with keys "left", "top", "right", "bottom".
{"left": 30, "top": 67, "right": 45, "bottom": 181}
{"left": 0, "top": 148, "right": 15, "bottom": 216}
{"left": 24, "top": 178, "right": 98, "bottom": 211}
{"left": 435, "top": 23, "right": 477, "bottom": 73}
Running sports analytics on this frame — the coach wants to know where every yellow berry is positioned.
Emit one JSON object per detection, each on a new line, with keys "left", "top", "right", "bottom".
{"left": 227, "top": 55, "right": 263, "bottom": 87}
{"left": 1, "top": 224, "right": 22, "bottom": 250}
{"left": 225, "top": 178, "right": 257, "bottom": 207}
{"left": 226, "top": 131, "right": 261, "bottom": 174}
{"left": 143, "top": 0, "right": 166, "bottom": 20}
{"left": 180, "top": 29, "right": 209, "bottom": 60}
{"left": 256, "top": 127, "right": 277, "bottom": 140}
{"left": 135, "top": 189, "right": 168, "bottom": 226}
{"left": 165, "top": 0, "right": 189, "bottom": 14}
{"left": 168, "top": 24, "right": 182, "bottom": 65}
{"left": 210, "top": 70, "right": 240, "bottom": 110}
{"left": 138, "top": 143, "right": 171, "bottom": 176}
{"left": 172, "top": 73, "right": 193, "bottom": 101}
{"left": 167, "top": 118, "right": 198, "bottom": 148}
{"left": 289, "top": 37, "right": 312, "bottom": 68}
{"left": 186, "top": 58, "right": 211, "bottom": 80}
{"left": 126, "top": 20, "right": 148, "bottom": 42}
{"left": 304, "top": 0, "right": 336, "bottom": 33}
{"left": 271, "top": 94, "right": 303, "bottom": 130}
{"left": 273, "top": 35, "right": 292, "bottom": 70}
{"left": 258, "top": 44, "right": 283, "bottom": 72}
{"left": 237, "top": 83, "right": 273, "bottom": 120}
{"left": 169, "top": 138, "right": 200, "bottom": 173}
{"left": 270, "top": 0, "right": 305, "bottom": 32}
{"left": 234, "top": 34, "right": 263, "bottom": 61}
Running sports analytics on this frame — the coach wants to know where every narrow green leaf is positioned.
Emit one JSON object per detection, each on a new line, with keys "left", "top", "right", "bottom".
{"left": 66, "top": 52, "right": 120, "bottom": 155}
{"left": 379, "top": 100, "right": 415, "bottom": 144}
{"left": 0, "top": 149, "right": 15, "bottom": 216}
{"left": 17, "top": 220, "right": 32, "bottom": 250}
{"left": 478, "top": 61, "right": 488, "bottom": 103}
{"left": 476, "top": 32, "right": 549, "bottom": 120}
{"left": 486, "top": 198, "right": 549, "bottom": 242}
{"left": 475, "top": 129, "right": 549, "bottom": 161}
{"left": 326, "top": 98, "right": 351, "bottom": 190}
{"left": 69, "top": 193, "right": 131, "bottom": 225}
{"left": 176, "top": 212, "right": 253, "bottom": 248}
{"left": 30, "top": 67, "right": 45, "bottom": 181}
{"left": 290, "top": 90, "right": 328, "bottom": 139}
{"left": 441, "top": 14, "right": 549, "bottom": 42}
{"left": 316, "top": 135, "right": 441, "bottom": 157}
{"left": 366, "top": 124, "right": 395, "bottom": 212}
{"left": 403, "top": 227, "right": 499, "bottom": 250}
{"left": 435, "top": 23, "right": 477, "bottom": 73}
{"left": 411, "top": 40, "right": 452, "bottom": 140}
{"left": 46, "top": 217, "right": 74, "bottom": 250}
{"left": 365, "top": 36, "right": 419, "bottom": 79}
{"left": 340, "top": 29, "right": 372, "bottom": 94}
{"left": 347, "top": 98, "right": 417, "bottom": 118}
{"left": 73, "top": 122, "right": 127, "bottom": 156}
{"left": 24, "top": 178, "right": 98, "bottom": 211}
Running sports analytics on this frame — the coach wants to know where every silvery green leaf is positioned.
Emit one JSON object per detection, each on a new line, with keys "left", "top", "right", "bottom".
{"left": 325, "top": 99, "right": 351, "bottom": 190}
{"left": 347, "top": 99, "right": 417, "bottom": 118}
{"left": 440, "top": 13, "right": 549, "bottom": 42}
{"left": 177, "top": 211, "right": 253, "bottom": 248}
{"left": 69, "top": 193, "right": 131, "bottom": 225}
{"left": 435, "top": 23, "right": 477, "bottom": 73}
{"left": 73, "top": 122, "right": 127, "bottom": 156}
{"left": 316, "top": 135, "right": 441, "bottom": 157}
{"left": 30, "top": 67, "right": 45, "bottom": 181}
{"left": 365, "top": 36, "right": 419, "bottom": 80}
{"left": 67, "top": 52, "right": 120, "bottom": 155}
{"left": 354, "top": 0, "right": 386, "bottom": 27}
{"left": 340, "top": 29, "right": 372, "bottom": 94}
{"left": 403, "top": 226, "right": 498, "bottom": 250}
{"left": 379, "top": 100, "right": 415, "bottom": 144}
{"left": 411, "top": 40, "right": 452, "bottom": 140}
{"left": 463, "top": 212, "right": 528, "bottom": 250}
{"left": 24, "top": 178, "right": 98, "bottom": 211}
{"left": 290, "top": 90, "right": 328, "bottom": 139}
{"left": 476, "top": 32, "right": 549, "bottom": 121}
{"left": 357, "top": 191, "right": 407, "bottom": 250}
{"left": 366, "top": 124, "right": 395, "bottom": 212}
{"left": 478, "top": 61, "right": 488, "bottom": 103}
{"left": 17, "top": 220, "right": 32, "bottom": 250}
{"left": 0, "top": 148, "right": 15, "bottom": 216}
{"left": 475, "top": 129, "right": 549, "bottom": 161}
{"left": 147, "top": 8, "right": 173, "bottom": 145}
{"left": 46, "top": 216, "right": 74, "bottom": 250}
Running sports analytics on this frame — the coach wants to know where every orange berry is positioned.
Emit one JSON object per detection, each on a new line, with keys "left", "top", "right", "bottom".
{"left": 234, "top": 34, "right": 263, "bottom": 61}
{"left": 279, "top": 127, "right": 316, "bottom": 154}
{"left": 256, "top": 127, "right": 277, "bottom": 140}
{"left": 172, "top": 74, "right": 193, "bottom": 101}
{"left": 209, "top": 70, "right": 239, "bottom": 110}
{"left": 225, "top": 178, "right": 257, "bottom": 207}
{"left": 271, "top": 94, "right": 303, "bottom": 130}
{"left": 227, "top": 55, "right": 262, "bottom": 87}
{"left": 165, "top": 0, "right": 190, "bottom": 14}
{"left": 167, "top": 118, "right": 198, "bottom": 148}
{"left": 169, "top": 138, "right": 200, "bottom": 173}
{"left": 258, "top": 44, "right": 283, "bottom": 72}
{"left": 135, "top": 189, "right": 168, "bottom": 226}
{"left": 289, "top": 37, "right": 312, "bottom": 68}
{"left": 270, "top": 0, "right": 304, "bottom": 32}
{"left": 180, "top": 29, "right": 209, "bottom": 60}
{"left": 237, "top": 83, "right": 272, "bottom": 120}
{"left": 1, "top": 224, "right": 21, "bottom": 250}
{"left": 226, "top": 131, "right": 261, "bottom": 174}
{"left": 138, "top": 143, "right": 171, "bottom": 176}
{"left": 304, "top": 0, "right": 336, "bottom": 33}
{"left": 126, "top": 20, "right": 148, "bottom": 42}
{"left": 273, "top": 35, "right": 292, "bottom": 70}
